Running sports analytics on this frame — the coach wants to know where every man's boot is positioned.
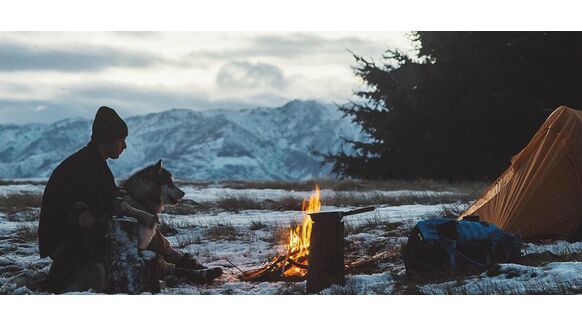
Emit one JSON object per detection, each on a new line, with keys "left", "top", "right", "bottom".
{"left": 174, "top": 267, "right": 223, "bottom": 284}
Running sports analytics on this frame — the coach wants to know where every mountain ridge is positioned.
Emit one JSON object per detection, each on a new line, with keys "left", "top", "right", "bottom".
{"left": 0, "top": 100, "right": 363, "bottom": 180}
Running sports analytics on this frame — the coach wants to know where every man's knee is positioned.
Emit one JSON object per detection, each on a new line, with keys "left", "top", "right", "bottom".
{"left": 63, "top": 262, "right": 105, "bottom": 293}
{"left": 47, "top": 243, "right": 81, "bottom": 293}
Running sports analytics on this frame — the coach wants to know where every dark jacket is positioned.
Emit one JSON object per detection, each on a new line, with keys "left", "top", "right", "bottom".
{"left": 38, "top": 141, "right": 118, "bottom": 261}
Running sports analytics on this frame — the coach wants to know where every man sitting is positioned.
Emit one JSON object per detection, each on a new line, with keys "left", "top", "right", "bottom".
{"left": 38, "top": 106, "right": 222, "bottom": 293}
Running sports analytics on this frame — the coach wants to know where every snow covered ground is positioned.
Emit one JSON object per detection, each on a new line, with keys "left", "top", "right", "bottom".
{"left": 420, "top": 262, "right": 582, "bottom": 295}
{"left": 0, "top": 183, "right": 580, "bottom": 295}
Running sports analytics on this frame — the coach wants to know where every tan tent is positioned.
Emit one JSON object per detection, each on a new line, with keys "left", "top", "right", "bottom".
{"left": 460, "top": 106, "right": 582, "bottom": 240}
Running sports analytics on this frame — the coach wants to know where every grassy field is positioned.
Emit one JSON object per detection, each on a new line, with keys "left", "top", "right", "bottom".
{"left": 177, "top": 178, "right": 489, "bottom": 193}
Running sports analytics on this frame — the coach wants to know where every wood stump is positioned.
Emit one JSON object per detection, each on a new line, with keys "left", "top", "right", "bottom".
{"left": 105, "top": 216, "right": 160, "bottom": 294}
{"left": 306, "top": 216, "right": 345, "bottom": 294}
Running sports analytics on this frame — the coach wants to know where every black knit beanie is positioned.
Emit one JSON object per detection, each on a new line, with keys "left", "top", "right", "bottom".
{"left": 91, "top": 106, "right": 128, "bottom": 145}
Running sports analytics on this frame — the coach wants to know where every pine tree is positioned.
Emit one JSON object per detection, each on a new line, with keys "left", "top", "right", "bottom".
{"left": 323, "top": 32, "right": 582, "bottom": 180}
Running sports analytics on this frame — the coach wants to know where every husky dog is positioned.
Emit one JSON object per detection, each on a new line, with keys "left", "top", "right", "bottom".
{"left": 119, "top": 160, "right": 223, "bottom": 283}
{"left": 120, "top": 159, "right": 185, "bottom": 249}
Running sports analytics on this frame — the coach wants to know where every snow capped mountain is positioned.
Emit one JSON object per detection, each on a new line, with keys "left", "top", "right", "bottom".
{"left": 0, "top": 100, "right": 363, "bottom": 180}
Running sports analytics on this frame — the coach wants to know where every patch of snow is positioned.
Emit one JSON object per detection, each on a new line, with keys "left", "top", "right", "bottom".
{"left": 420, "top": 262, "right": 582, "bottom": 295}
{"left": 0, "top": 184, "right": 44, "bottom": 197}
{"left": 522, "top": 240, "right": 582, "bottom": 256}
{"left": 164, "top": 280, "right": 295, "bottom": 295}
{"left": 160, "top": 203, "right": 451, "bottom": 231}
{"left": 321, "top": 272, "right": 395, "bottom": 295}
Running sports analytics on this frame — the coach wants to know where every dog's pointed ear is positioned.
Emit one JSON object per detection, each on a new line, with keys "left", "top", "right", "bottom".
{"left": 150, "top": 160, "right": 163, "bottom": 179}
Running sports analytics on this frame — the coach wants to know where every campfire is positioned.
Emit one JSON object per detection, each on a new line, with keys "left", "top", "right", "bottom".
{"left": 241, "top": 186, "right": 375, "bottom": 290}
{"left": 242, "top": 186, "right": 321, "bottom": 282}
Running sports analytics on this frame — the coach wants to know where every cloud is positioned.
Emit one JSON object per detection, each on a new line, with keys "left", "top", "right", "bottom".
{"left": 0, "top": 74, "right": 356, "bottom": 125}
{"left": 216, "top": 61, "right": 286, "bottom": 90}
{"left": 110, "top": 31, "right": 162, "bottom": 39}
{"left": 185, "top": 33, "right": 391, "bottom": 62}
{"left": 34, "top": 104, "right": 47, "bottom": 112}
{"left": 0, "top": 32, "right": 408, "bottom": 124}
{"left": 251, "top": 34, "right": 367, "bottom": 58}
{"left": 0, "top": 82, "right": 263, "bottom": 124}
{"left": 0, "top": 41, "right": 162, "bottom": 72}
{"left": 0, "top": 100, "right": 85, "bottom": 124}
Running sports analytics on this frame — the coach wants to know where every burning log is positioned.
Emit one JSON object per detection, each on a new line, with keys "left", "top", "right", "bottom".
{"left": 241, "top": 251, "right": 301, "bottom": 282}
{"left": 287, "top": 258, "right": 308, "bottom": 269}
{"left": 242, "top": 255, "right": 288, "bottom": 282}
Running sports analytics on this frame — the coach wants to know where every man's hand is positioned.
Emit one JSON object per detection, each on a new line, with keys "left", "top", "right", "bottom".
{"left": 78, "top": 211, "right": 98, "bottom": 229}
{"left": 70, "top": 201, "right": 100, "bottom": 229}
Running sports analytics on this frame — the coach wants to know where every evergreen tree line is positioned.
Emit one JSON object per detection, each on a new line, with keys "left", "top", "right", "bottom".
{"left": 322, "top": 32, "right": 582, "bottom": 181}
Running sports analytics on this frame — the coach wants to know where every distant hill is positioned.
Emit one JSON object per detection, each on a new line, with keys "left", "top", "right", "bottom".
{"left": 0, "top": 100, "right": 364, "bottom": 180}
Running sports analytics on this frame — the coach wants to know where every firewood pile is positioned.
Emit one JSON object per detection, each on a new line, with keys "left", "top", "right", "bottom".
{"left": 241, "top": 250, "right": 308, "bottom": 282}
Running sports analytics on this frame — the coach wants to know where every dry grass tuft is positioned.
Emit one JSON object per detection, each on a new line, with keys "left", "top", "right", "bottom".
{"left": 206, "top": 222, "right": 241, "bottom": 241}
{"left": 215, "top": 194, "right": 262, "bottom": 212}
{"left": 324, "top": 191, "right": 474, "bottom": 207}
{"left": 249, "top": 220, "right": 268, "bottom": 231}
{"left": 188, "top": 191, "right": 472, "bottom": 213}
{"left": 163, "top": 179, "right": 483, "bottom": 214}
{"left": 163, "top": 199, "right": 211, "bottom": 215}
{"left": 269, "top": 196, "right": 303, "bottom": 211}
{"left": 179, "top": 179, "right": 489, "bottom": 194}
{"left": 345, "top": 219, "right": 403, "bottom": 236}
{"left": 0, "top": 180, "right": 46, "bottom": 186}
{"left": 416, "top": 204, "right": 471, "bottom": 221}
{"left": 261, "top": 224, "right": 294, "bottom": 245}
{"left": 0, "top": 193, "right": 43, "bottom": 209}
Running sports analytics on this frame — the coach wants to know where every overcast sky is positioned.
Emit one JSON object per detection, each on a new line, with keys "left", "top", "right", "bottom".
{"left": 0, "top": 31, "right": 414, "bottom": 124}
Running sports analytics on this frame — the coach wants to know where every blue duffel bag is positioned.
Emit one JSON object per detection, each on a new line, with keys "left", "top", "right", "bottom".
{"left": 403, "top": 218, "right": 522, "bottom": 278}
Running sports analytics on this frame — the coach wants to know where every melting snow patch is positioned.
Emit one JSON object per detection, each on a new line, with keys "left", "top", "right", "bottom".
{"left": 320, "top": 272, "right": 394, "bottom": 295}
{"left": 420, "top": 262, "right": 582, "bottom": 295}
{"left": 522, "top": 240, "right": 582, "bottom": 256}
{"left": 0, "top": 184, "right": 44, "bottom": 197}
{"left": 165, "top": 280, "right": 299, "bottom": 295}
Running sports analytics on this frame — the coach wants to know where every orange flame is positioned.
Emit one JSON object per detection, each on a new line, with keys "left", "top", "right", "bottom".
{"left": 283, "top": 185, "right": 321, "bottom": 277}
